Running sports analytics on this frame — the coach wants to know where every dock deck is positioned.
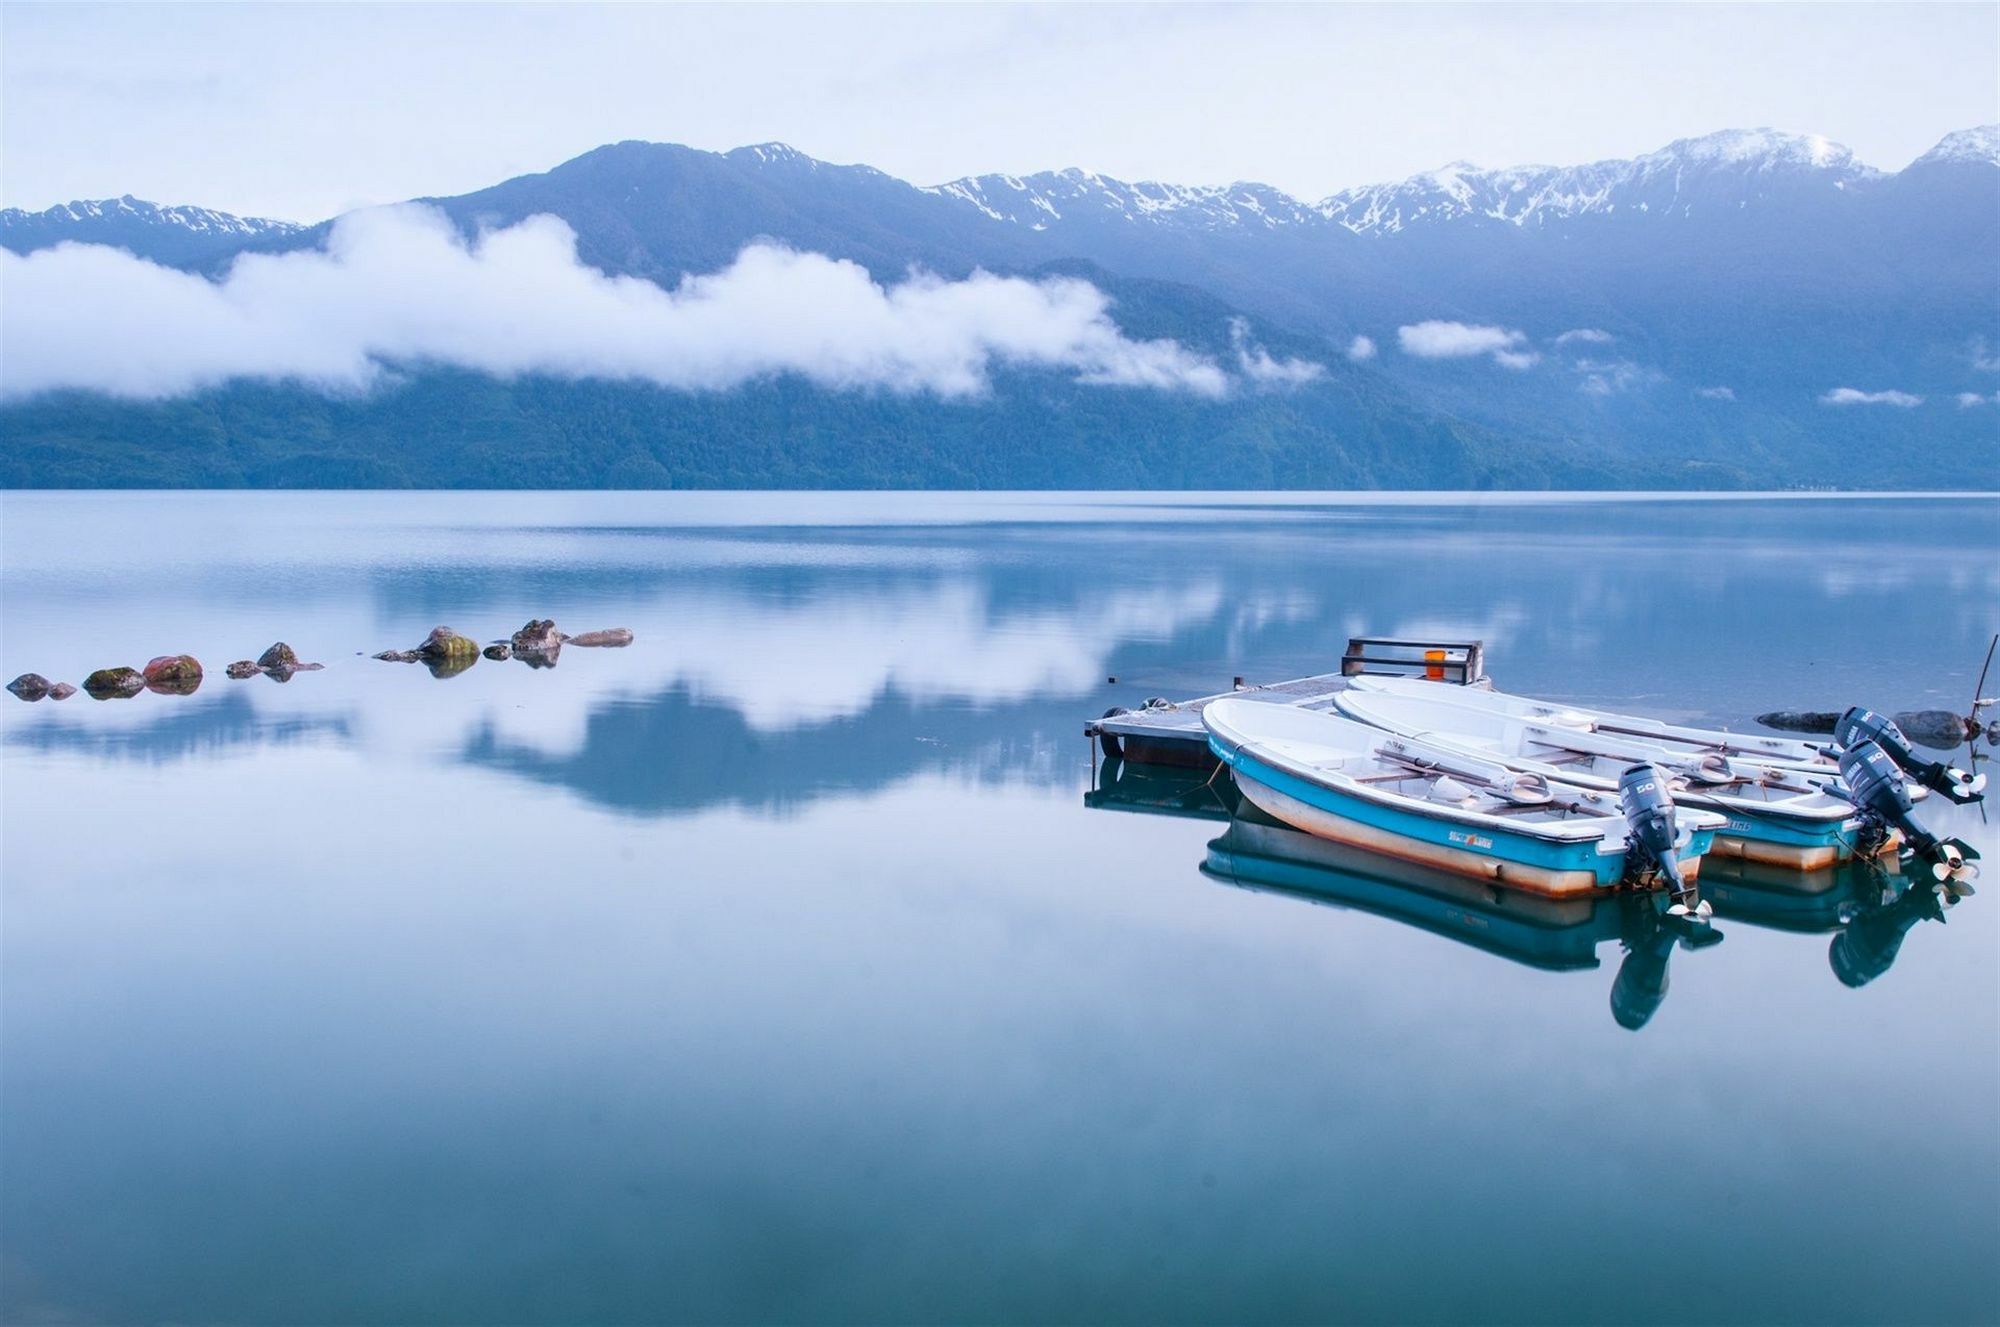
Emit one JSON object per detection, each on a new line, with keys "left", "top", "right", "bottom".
{"left": 1084, "top": 638, "right": 1489, "bottom": 768}
{"left": 1085, "top": 673, "right": 1352, "bottom": 766}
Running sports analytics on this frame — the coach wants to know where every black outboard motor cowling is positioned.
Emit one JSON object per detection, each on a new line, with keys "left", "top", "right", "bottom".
{"left": 1618, "top": 764, "right": 1703, "bottom": 914}
{"left": 1836, "top": 706, "right": 1984, "bottom": 804}
{"left": 1838, "top": 740, "right": 1937, "bottom": 856}
{"left": 1837, "top": 739, "right": 1977, "bottom": 882}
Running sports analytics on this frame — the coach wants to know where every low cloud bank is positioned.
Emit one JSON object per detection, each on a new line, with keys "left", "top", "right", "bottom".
{"left": 1397, "top": 320, "right": 1538, "bottom": 369}
{"left": 1227, "top": 318, "right": 1326, "bottom": 386}
{"left": 1820, "top": 387, "right": 1923, "bottom": 407}
{"left": 1958, "top": 391, "right": 1999, "bottom": 407}
{"left": 0, "top": 205, "right": 1231, "bottom": 402}
{"left": 1554, "top": 328, "right": 1614, "bottom": 346}
{"left": 1574, "top": 357, "right": 1662, "bottom": 397}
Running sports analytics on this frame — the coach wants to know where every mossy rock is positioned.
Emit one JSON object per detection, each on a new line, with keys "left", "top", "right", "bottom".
{"left": 7, "top": 673, "right": 51, "bottom": 701}
{"left": 257, "top": 642, "right": 300, "bottom": 670}
{"left": 83, "top": 666, "right": 145, "bottom": 698}
{"left": 418, "top": 627, "right": 479, "bottom": 659}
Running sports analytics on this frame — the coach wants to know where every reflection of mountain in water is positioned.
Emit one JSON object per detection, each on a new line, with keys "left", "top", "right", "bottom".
{"left": 2, "top": 691, "right": 351, "bottom": 763}
{"left": 9, "top": 499, "right": 1995, "bottom": 822}
{"left": 460, "top": 683, "right": 1082, "bottom": 817}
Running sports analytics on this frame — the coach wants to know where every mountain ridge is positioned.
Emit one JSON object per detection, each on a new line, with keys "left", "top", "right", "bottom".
{"left": 3, "top": 124, "right": 1995, "bottom": 491}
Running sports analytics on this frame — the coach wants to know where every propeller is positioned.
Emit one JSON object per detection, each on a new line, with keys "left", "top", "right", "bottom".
{"left": 1927, "top": 839, "right": 1981, "bottom": 885}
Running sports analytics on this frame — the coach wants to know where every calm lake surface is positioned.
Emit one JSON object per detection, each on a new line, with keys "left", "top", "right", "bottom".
{"left": 3, "top": 491, "right": 1997, "bottom": 1326}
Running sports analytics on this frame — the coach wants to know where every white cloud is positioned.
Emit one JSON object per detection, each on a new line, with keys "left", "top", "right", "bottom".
{"left": 1574, "top": 357, "right": 1662, "bottom": 396}
{"left": 1553, "top": 327, "right": 1614, "bottom": 346}
{"left": 1695, "top": 385, "right": 1736, "bottom": 401}
{"left": 1819, "top": 387, "right": 1924, "bottom": 407}
{"left": 1956, "top": 391, "right": 1999, "bottom": 407}
{"left": 1971, "top": 337, "right": 2000, "bottom": 372}
{"left": 1227, "top": 317, "right": 1327, "bottom": 386}
{"left": 0, "top": 205, "right": 1231, "bottom": 402}
{"left": 1346, "top": 334, "right": 1377, "bottom": 362}
{"left": 1397, "top": 320, "right": 1538, "bottom": 369}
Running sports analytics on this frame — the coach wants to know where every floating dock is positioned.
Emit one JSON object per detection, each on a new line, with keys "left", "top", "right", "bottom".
{"left": 1086, "top": 637, "right": 1486, "bottom": 768}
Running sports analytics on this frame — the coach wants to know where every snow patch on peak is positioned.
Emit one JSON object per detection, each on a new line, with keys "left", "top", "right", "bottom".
{"left": 921, "top": 167, "right": 1317, "bottom": 232}
{"left": 731, "top": 142, "right": 818, "bottom": 168}
{"left": 1913, "top": 124, "right": 2000, "bottom": 168}
{"left": 1647, "top": 127, "right": 1860, "bottom": 171}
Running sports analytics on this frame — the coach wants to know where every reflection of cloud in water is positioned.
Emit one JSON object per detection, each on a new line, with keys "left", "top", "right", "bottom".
{"left": 436, "top": 579, "right": 1226, "bottom": 760}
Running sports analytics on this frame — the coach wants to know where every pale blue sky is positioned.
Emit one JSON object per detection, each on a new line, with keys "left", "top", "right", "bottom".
{"left": 4, "top": 1, "right": 1995, "bottom": 221}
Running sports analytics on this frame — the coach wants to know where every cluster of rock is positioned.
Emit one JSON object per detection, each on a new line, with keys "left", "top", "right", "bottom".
{"left": 5, "top": 674, "right": 77, "bottom": 702}
{"left": 9, "top": 623, "right": 631, "bottom": 701}
{"left": 223, "top": 642, "right": 326, "bottom": 682}
{"left": 375, "top": 620, "right": 632, "bottom": 676}
{"left": 7, "top": 643, "right": 325, "bottom": 703}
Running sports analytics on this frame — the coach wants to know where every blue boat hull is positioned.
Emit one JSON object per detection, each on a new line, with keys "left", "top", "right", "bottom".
{"left": 1218, "top": 743, "right": 1715, "bottom": 898}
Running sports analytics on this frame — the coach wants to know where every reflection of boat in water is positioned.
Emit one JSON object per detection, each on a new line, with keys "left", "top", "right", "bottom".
{"left": 1701, "top": 850, "right": 1974, "bottom": 986}
{"left": 1202, "top": 817, "right": 1719, "bottom": 1029}
{"left": 1088, "top": 760, "right": 1978, "bottom": 1022}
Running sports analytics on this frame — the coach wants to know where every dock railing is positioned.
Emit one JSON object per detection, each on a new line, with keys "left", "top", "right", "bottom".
{"left": 1340, "top": 637, "right": 1485, "bottom": 685}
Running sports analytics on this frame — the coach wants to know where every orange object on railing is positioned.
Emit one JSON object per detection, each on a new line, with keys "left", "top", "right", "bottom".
{"left": 1425, "top": 649, "right": 1446, "bottom": 680}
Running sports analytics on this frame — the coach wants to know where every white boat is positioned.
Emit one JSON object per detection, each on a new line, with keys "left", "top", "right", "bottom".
{"left": 1345, "top": 673, "right": 1832, "bottom": 772}
{"left": 1201, "top": 698, "right": 1723, "bottom": 905}
{"left": 1333, "top": 683, "right": 1880, "bottom": 870}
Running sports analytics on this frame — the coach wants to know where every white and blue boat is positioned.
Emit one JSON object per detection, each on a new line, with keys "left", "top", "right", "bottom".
{"left": 1346, "top": 674, "right": 1832, "bottom": 773}
{"left": 1201, "top": 698, "right": 1724, "bottom": 907}
{"left": 1332, "top": 682, "right": 1882, "bottom": 871}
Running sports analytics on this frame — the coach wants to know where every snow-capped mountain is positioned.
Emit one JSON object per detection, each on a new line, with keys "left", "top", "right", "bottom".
{"left": 1910, "top": 123, "right": 2000, "bottom": 168}
{"left": 0, "top": 194, "right": 304, "bottom": 268}
{"left": 1314, "top": 129, "right": 1884, "bottom": 234}
{"left": 922, "top": 170, "right": 1320, "bottom": 232}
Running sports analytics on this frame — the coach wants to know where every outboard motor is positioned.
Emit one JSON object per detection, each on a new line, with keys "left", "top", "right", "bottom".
{"left": 1837, "top": 740, "right": 1979, "bottom": 883}
{"left": 1618, "top": 764, "right": 1706, "bottom": 916}
{"left": 1836, "top": 707, "right": 1985, "bottom": 804}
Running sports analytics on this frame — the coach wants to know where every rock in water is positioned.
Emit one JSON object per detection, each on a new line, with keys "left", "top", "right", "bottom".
{"left": 418, "top": 627, "right": 479, "bottom": 660}
{"left": 257, "top": 642, "right": 299, "bottom": 670}
{"left": 143, "top": 654, "right": 202, "bottom": 685}
{"left": 47, "top": 682, "right": 76, "bottom": 700}
{"left": 6, "top": 673, "right": 51, "bottom": 701}
{"left": 225, "top": 660, "right": 262, "bottom": 679}
{"left": 83, "top": 666, "right": 146, "bottom": 698}
{"left": 510, "top": 619, "right": 566, "bottom": 655}
{"left": 1892, "top": 709, "right": 1972, "bottom": 750}
{"left": 374, "top": 649, "right": 421, "bottom": 663}
{"left": 483, "top": 643, "right": 512, "bottom": 661}
{"left": 1756, "top": 709, "right": 1840, "bottom": 734}
{"left": 142, "top": 654, "right": 204, "bottom": 695}
{"left": 567, "top": 628, "right": 634, "bottom": 648}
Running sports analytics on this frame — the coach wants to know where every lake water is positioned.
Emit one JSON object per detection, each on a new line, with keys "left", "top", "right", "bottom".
{"left": 2, "top": 491, "right": 1996, "bottom": 1326}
